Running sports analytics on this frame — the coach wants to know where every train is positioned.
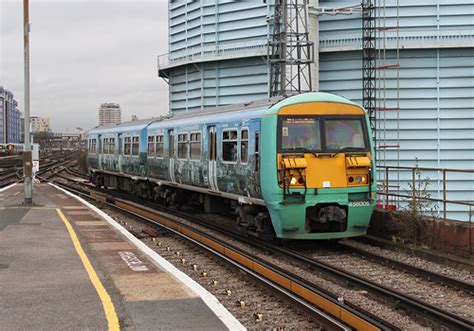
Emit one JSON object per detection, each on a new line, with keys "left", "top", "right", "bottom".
{"left": 87, "top": 92, "right": 376, "bottom": 240}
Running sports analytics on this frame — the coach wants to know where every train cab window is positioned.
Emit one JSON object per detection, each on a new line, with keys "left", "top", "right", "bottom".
{"left": 222, "top": 129, "right": 238, "bottom": 162}
{"left": 325, "top": 119, "right": 367, "bottom": 151}
{"left": 147, "top": 136, "right": 155, "bottom": 157}
{"left": 132, "top": 136, "right": 139, "bottom": 156}
{"left": 280, "top": 118, "right": 321, "bottom": 152}
{"left": 241, "top": 129, "right": 248, "bottom": 164}
{"left": 190, "top": 132, "right": 201, "bottom": 160}
{"left": 156, "top": 135, "right": 164, "bottom": 158}
{"left": 109, "top": 138, "right": 115, "bottom": 154}
{"left": 178, "top": 133, "right": 189, "bottom": 159}
{"left": 124, "top": 137, "right": 132, "bottom": 155}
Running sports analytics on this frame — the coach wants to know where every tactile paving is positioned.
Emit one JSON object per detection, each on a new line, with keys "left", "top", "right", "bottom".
{"left": 112, "top": 273, "right": 195, "bottom": 302}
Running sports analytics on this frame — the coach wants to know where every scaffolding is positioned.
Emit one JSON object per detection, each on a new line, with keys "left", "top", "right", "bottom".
{"left": 366, "top": 0, "right": 401, "bottom": 208}
{"left": 362, "top": 0, "right": 377, "bottom": 142}
{"left": 268, "top": 0, "right": 314, "bottom": 97}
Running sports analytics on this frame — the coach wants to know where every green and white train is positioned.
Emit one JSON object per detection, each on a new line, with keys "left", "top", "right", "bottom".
{"left": 87, "top": 92, "right": 376, "bottom": 240}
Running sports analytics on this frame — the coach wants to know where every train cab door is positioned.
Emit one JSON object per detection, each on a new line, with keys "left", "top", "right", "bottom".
{"left": 168, "top": 129, "right": 176, "bottom": 182}
{"left": 207, "top": 126, "right": 219, "bottom": 191}
{"left": 118, "top": 133, "right": 123, "bottom": 173}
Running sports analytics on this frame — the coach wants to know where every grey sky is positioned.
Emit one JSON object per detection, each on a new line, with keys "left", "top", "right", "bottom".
{"left": 0, "top": 0, "right": 169, "bottom": 132}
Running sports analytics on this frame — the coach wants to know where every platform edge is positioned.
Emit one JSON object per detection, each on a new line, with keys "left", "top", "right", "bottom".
{"left": 0, "top": 183, "right": 17, "bottom": 192}
{"left": 50, "top": 183, "right": 246, "bottom": 331}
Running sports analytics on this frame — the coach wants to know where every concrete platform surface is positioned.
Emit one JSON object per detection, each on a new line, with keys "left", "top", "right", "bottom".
{"left": 0, "top": 183, "right": 242, "bottom": 330}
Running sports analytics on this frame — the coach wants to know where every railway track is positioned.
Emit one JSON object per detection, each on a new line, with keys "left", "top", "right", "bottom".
{"left": 46, "top": 177, "right": 474, "bottom": 330}
{"left": 0, "top": 151, "right": 80, "bottom": 188}
{"left": 332, "top": 241, "right": 473, "bottom": 292}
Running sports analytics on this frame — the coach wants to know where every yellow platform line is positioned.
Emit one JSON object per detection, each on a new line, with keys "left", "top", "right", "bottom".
{"left": 56, "top": 208, "right": 120, "bottom": 331}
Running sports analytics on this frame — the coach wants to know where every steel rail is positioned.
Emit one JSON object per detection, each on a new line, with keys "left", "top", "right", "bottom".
{"left": 336, "top": 242, "right": 474, "bottom": 294}
{"left": 53, "top": 181, "right": 397, "bottom": 331}
{"left": 259, "top": 243, "right": 474, "bottom": 330}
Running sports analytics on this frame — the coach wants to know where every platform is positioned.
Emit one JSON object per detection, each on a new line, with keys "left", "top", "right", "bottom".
{"left": 0, "top": 183, "right": 242, "bottom": 330}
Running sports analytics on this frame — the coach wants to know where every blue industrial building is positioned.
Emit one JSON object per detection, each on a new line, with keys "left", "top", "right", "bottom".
{"left": 0, "top": 85, "right": 21, "bottom": 144}
{"left": 158, "top": 0, "right": 473, "bottom": 220}
{"left": 158, "top": 1, "right": 272, "bottom": 114}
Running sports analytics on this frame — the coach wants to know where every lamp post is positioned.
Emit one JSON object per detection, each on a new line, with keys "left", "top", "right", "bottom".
{"left": 23, "top": 0, "right": 33, "bottom": 204}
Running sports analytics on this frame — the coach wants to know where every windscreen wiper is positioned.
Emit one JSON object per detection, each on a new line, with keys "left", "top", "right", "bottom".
{"left": 340, "top": 146, "right": 366, "bottom": 151}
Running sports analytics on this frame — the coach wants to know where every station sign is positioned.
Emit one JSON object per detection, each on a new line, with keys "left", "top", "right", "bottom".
{"left": 32, "top": 160, "right": 40, "bottom": 173}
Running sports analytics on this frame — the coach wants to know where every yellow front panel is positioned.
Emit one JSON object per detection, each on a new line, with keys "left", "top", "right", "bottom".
{"left": 278, "top": 154, "right": 346, "bottom": 188}
{"left": 278, "top": 153, "right": 372, "bottom": 189}
{"left": 278, "top": 102, "right": 365, "bottom": 115}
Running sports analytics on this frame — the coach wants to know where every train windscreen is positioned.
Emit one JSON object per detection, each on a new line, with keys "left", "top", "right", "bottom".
{"left": 279, "top": 116, "right": 368, "bottom": 153}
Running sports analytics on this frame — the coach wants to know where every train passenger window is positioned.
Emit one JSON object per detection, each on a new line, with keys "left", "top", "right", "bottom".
{"left": 132, "top": 136, "right": 139, "bottom": 156}
{"left": 156, "top": 135, "right": 164, "bottom": 158}
{"left": 190, "top": 132, "right": 201, "bottom": 160}
{"left": 89, "top": 139, "right": 97, "bottom": 154}
{"left": 103, "top": 138, "right": 109, "bottom": 154}
{"left": 241, "top": 129, "right": 248, "bottom": 164}
{"left": 178, "top": 133, "right": 189, "bottom": 159}
{"left": 109, "top": 138, "right": 115, "bottom": 154}
{"left": 222, "top": 129, "right": 238, "bottom": 162}
{"left": 124, "top": 137, "right": 132, "bottom": 155}
{"left": 147, "top": 136, "right": 155, "bottom": 157}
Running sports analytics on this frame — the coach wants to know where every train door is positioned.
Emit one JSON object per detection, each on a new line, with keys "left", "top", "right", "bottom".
{"left": 250, "top": 120, "right": 261, "bottom": 196}
{"left": 168, "top": 129, "right": 176, "bottom": 182}
{"left": 207, "top": 126, "right": 219, "bottom": 191}
{"left": 118, "top": 133, "right": 123, "bottom": 173}
{"left": 97, "top": 134, "right": 103, "bottom": 170}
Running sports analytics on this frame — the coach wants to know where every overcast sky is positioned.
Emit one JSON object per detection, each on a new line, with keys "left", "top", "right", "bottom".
{"left": 0, "top": 0, "right": 169, "bottom": 132}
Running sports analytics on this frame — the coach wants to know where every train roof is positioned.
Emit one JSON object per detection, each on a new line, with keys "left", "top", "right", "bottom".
{"left": 88, "top": 92, "right": 364, "bottom": 134}
{"left": 88, "top": 118, "right": 163, "bottom": 134}
{"left": 271, "top": 92, "right": 362, "bottom": 111}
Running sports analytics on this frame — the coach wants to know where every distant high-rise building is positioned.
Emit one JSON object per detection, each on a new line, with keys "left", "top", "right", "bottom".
{"left": 0, "top": 85, "right": 21, "bottom": 144}
{"left": 30, "top": 116, "right": 51, "bottom": 133}
{"left": 98, "top": 103, "right": 121, "bottom": 126}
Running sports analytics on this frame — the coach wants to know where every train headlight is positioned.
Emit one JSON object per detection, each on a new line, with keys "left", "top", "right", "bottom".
{"left": 347, "top": 175, "right": 368, "bottom": 185}
{"left": 290, "top": 177, "right": 297, "bottom": 185}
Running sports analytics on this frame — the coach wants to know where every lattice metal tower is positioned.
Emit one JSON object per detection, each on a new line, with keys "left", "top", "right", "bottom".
{"left": 269, "top": 0, "right": 314, "bottom": 97}
{"left": 362, "top": 0, "right": 377, "bottom": 141}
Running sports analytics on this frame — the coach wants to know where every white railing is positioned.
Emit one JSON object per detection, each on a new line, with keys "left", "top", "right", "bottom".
{"left": 157, "top": 39, "right": 268, "bottom": 70}
{"left": 320, "top": 29, "right": 474, "bottom": 51}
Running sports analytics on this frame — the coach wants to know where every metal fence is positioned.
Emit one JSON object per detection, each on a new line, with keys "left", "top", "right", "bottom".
{"left": 376, "top": 165, "right": 474, "bottom": 223}
{"left": 157, "top": 39, "right": 268, "bottom": 71}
